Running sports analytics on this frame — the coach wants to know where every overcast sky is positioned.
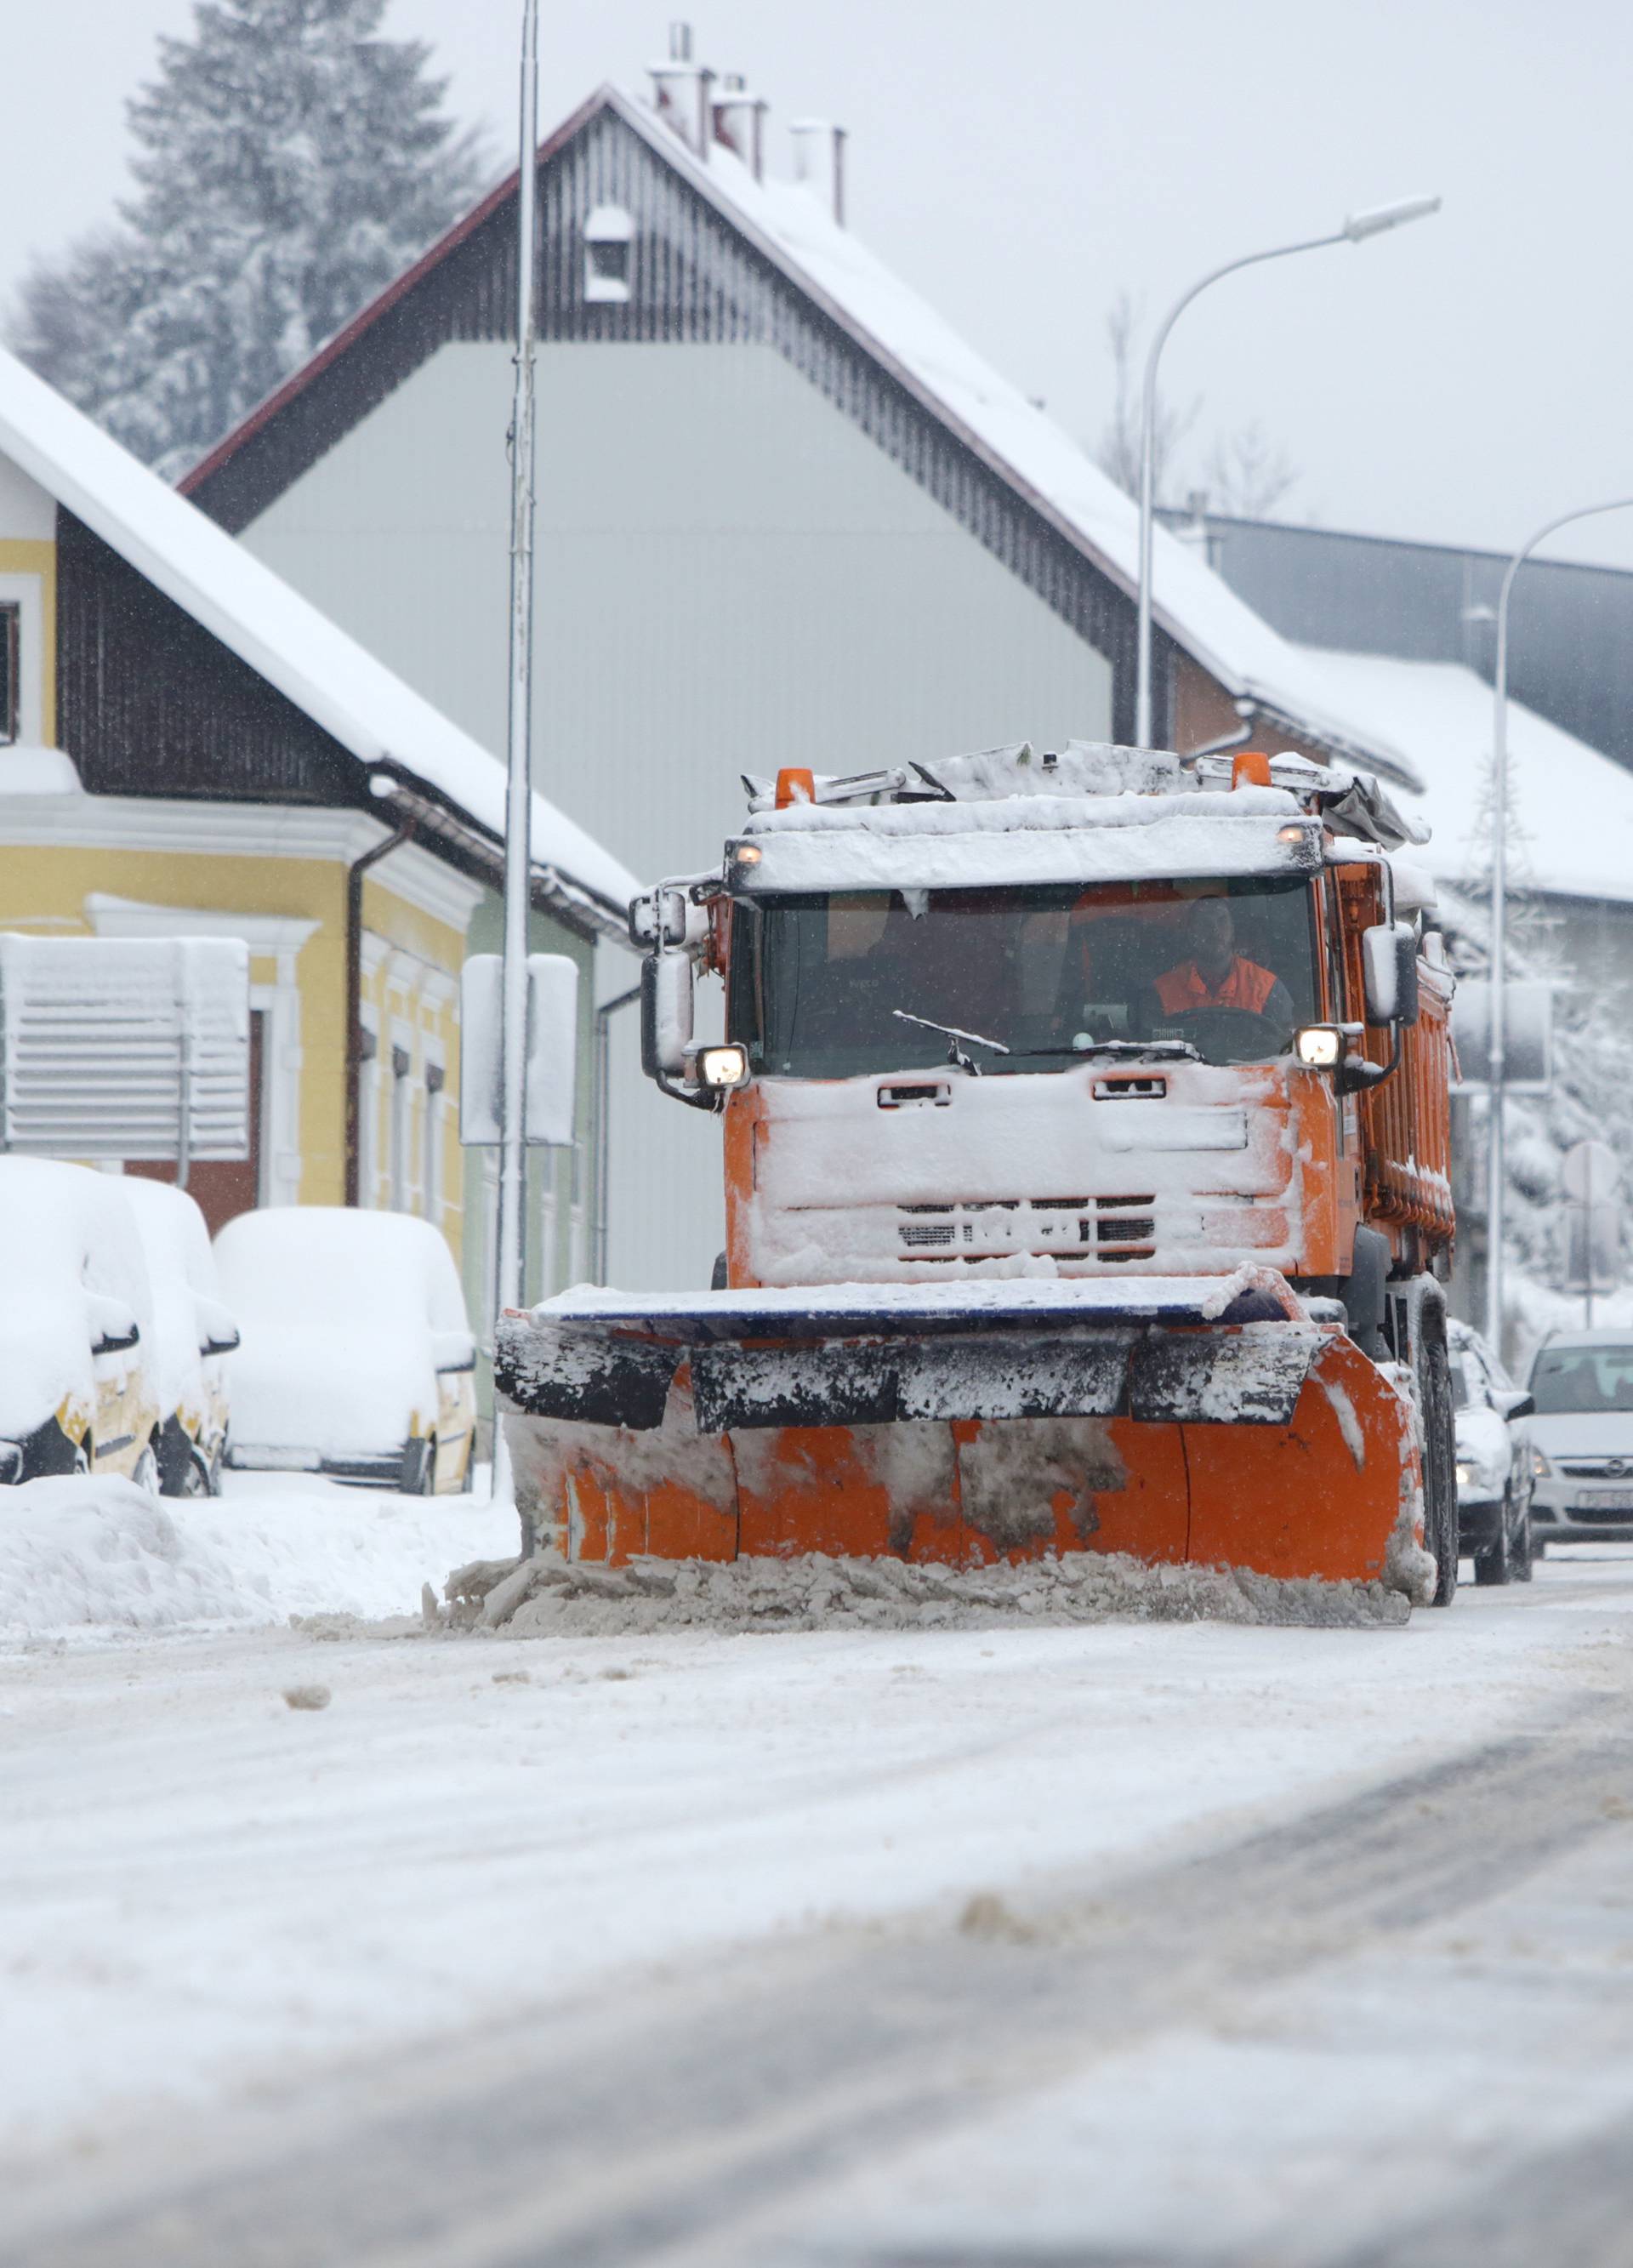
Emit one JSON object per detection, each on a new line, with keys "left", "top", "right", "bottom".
{"left": 8, "top": 1, "right": 1633, "bottom": 567}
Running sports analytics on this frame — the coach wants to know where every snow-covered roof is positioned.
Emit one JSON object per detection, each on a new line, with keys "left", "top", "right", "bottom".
{"left": 1295, "top": 647, "right": 1633, "bottom": 906}
{"left": 0, "top": 350, "right": 637, "bottom": 919}
{"left": 598, "top": 93, "right": 1425, "bottom": 790}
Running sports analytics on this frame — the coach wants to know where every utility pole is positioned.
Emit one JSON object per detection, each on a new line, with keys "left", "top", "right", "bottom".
{"left": 496, "top": 0, "right": 539, "bottom": 1325}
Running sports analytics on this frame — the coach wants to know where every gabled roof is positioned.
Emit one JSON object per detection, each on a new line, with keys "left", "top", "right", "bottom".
{"left": 0, "top": 349, "right": 637, "bottom": 923}
{"left": 1299, "top": 645, "right": 1633, "bottom": 904}
{"left": 182, "top": 83, "right": 1422, "bottom": 792}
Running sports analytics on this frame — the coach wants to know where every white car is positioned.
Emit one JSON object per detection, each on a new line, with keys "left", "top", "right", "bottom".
{"left": 213, "top": 1207, "right": 477, "bottom": 1492}
{"left": 120, "top": 1178, "right": 240, "bottom": 1496}
{"left": 1448, "top": 1319, "right": 1534, "bottom": 1585}
{"left": 1527, "top": 1331, "right": 1633, "bottom": 1548}
{"left": 0, "top": 1157, "right": 161, "bottom": 1487}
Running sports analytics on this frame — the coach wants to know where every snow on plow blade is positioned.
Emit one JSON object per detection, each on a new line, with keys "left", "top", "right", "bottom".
{"left": 496, "top": 1276, "right": 1422, "bottom": 1588}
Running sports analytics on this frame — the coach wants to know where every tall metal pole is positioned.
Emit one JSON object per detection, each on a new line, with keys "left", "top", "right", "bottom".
{"left": 496, "top": 0, "right": 539, "bottom": 1325}
{"left": 1134, "top": 197, "right": 1440, "bottom": 749}
{"left": 1486, "top": 494, "right": 1633, "bottom": 1355}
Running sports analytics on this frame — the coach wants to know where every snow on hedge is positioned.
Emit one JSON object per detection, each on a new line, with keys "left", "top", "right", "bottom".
{"left": 0, "top": 1474, "right": 514, "bottom": 1642}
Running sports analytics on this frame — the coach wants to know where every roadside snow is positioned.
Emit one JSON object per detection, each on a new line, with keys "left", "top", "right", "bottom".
{"left": 0, "top": 1473, "right": 514, "bottom": 1641}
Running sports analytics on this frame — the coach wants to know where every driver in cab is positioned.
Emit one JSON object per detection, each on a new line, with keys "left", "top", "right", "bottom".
{"left": 1150, "top": 897, "right": 1294, "bottom": 1029}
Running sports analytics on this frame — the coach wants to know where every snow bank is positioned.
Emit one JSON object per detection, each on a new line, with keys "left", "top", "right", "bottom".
{"left": 449, "top": 1547, "right": 1409, "bottom": 1638}
{"left": 0, "top": 1474, "right": 515, "bottom": 1642}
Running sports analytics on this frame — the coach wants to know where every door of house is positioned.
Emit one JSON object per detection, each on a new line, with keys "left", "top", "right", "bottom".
{"left": 128, "top": 1008, "right": 265, "bottom": 1237}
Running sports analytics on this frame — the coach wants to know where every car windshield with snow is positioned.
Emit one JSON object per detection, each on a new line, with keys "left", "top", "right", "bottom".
{"left": 213, "top": 1206, "right": 477, "bottom": 1494}
{"left": 728, "top": 877, "right": 1317, "bottom": 1080}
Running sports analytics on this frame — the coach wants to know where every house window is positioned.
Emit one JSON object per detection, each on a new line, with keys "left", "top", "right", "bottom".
{"left": 0, "top": 605, "right": 18, "bottom": 744}
{"left": 583, "top": 205, "right": 633, "bottom": 304}
{"left": 424, "top": 1060, "right": 445, "bottom": 1226}
{"left": 358, "top": 1022, "right": 379, "bottom": 1206}
{"left": 390, "top": 1043, "right": 413, "bottom": 1211}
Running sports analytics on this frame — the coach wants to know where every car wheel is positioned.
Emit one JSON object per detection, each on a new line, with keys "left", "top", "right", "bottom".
{"left": 1511, "top": 1495, "right": 1535, "bottom": 1582}
{"left": 1532, "top": 1535, "right": 1547, "bottom": 1560}
{"left": 417, "top": 1437, "right": 439, "bottom": 1496}
{"left": 1473, "top": 1492, "right": 1513, "bottom": 1586}
{"left": 177, "top": 1453, "right": 213, "bottom": 1499}
{"left": 72, "top": 1440, "right": 91, "bottom": 1478}
{"left": 131, "top": 1442, "right": 161, "bottom": 1496}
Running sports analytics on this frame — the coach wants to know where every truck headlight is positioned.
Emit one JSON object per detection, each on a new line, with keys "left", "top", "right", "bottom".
{"left": 697, "top": 1044, "right": 750, "bottom": 1091}
{"left": 1294, "top": 1025, "right": 1345, "bottom": 1069}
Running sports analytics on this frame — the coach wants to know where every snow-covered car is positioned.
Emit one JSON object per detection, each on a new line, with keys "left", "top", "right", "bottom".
{"left": 0, "top": 1156, "right": 162, "bottom": 1487}
{"left": 120, "top": 1178, "right": 240, "bottom": 1496}
{"left": 1448, "top": 1319, "right": 1534, "bottom": 1585}
{"left": 213, "top": 1207, "right": 477, "bottom": 1492}
{"left": 1526, "top": 1331, "right": 1633, "bottom": 1548}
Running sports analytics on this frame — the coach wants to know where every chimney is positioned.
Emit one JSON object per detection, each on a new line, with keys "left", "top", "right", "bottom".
{"left": 789, "top": 120, "right": 846, "bottom": 225}
{"left": 712, "top": 72, "right": 768, "bottom": 182}
{"left": 648, "top": 21, "right": 714, "bottom": 161}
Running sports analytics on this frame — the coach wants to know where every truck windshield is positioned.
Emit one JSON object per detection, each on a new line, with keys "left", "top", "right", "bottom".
{"left": 729, "top": 876, "right": 1319, "bottom": 1079}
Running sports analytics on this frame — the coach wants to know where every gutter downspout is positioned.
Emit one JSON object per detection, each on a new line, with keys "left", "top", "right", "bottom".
{"left": 344, "top": 818, "right": 414, "bottom": 1206}
{"left": 592, "top": 983, "right": 641, "bottom": 1284}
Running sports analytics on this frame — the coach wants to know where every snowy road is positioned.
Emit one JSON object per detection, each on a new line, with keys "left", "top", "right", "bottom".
{"left": 4, "top": 1532, "right": 1633, "bottom": 2264}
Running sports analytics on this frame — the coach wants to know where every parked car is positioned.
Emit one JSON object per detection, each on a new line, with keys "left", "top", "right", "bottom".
{"left": 0, "top": 1156, "right": 161, "bottom": 1486}
{"left": 1448, "top": 1319, "right": 1535, "bottom": 1585}
{"left": 1526, "top": 1330, "right": 1633, "bottom": 1548}
{"left": 213, "top": 1207, "right": 476, "bottom": 1492}
{"left": 120, "top": 1177, "right": 240, "bottom": 1496}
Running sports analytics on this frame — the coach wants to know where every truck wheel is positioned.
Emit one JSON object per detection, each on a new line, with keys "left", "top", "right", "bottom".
{"left": 1416, "top": 1303, "right": 1459, "bottom": 1607}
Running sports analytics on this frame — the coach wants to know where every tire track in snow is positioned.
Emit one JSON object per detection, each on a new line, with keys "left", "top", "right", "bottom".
{"left": 7, "top": 1708, "right": 1633, "bottom": 2268}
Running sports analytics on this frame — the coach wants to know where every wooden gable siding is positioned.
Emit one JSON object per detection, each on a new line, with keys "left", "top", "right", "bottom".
{"left": 56, "top": 508, "right": 356, "bottom": 804}
{"left": 185, "top": 100, "right": 1168, "bottom": 747}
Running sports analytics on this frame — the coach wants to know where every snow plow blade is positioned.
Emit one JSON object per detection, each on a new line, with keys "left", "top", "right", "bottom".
{"left": 496, "top": 1276, "right": 1423, "bottom": 1589}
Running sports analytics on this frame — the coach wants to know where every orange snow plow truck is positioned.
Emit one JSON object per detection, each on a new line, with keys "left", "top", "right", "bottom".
{"left": 498, "top": 742, "right": 1459, "bottom": 1604}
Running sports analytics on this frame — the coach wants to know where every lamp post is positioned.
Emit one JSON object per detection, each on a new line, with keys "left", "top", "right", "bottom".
{"left": 496, "top": 0, "right": 539, "bottom": 1326}
{"left": 1485, "top": 494, "right": 1633, "bottom": 1354}
{"left": 1134, "top": 195, "right": 1441, "bottom": 749}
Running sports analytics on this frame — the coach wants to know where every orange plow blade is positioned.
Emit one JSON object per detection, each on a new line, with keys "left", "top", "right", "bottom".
{"left": 498, "top": 1278, "right": 1425, "bottom": 1594}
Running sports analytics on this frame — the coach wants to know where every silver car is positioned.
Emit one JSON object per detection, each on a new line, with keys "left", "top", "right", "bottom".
{"left": 1526, "top": 1331, "right": 1633, "bottom": 1548}
{"left": 1449, "top": 1319, "right": 1535, "bottom": 1584}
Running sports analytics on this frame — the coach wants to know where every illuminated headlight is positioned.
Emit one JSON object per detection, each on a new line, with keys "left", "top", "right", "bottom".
{"left": 1455, "top": 1461, "right": 1477, "bottom": 1488}
{"left": 697, "top": 1044, "right": 750, "bottom": 1090}
{"left": 1531, "top": 1446, "right": 1551, "bottom": 1479}
{"left": 1294, "top": 1025, "right": 1345, "bottom": 1069}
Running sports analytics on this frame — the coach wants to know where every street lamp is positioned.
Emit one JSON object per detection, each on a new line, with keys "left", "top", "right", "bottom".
{"left": 1134, "top": 194, "right": 1441, "bottom": 749}
{"left": 1485, "top": 494, "right": 1633, "bottom": 1354}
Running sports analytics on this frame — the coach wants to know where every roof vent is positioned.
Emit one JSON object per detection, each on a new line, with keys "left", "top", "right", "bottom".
{"left": 649, "top": 21, "right": 713, "bottom": 160}
{"left": 789, "top": 120, "right": 846, "bottom": 226}
{"left": 713, "top": 72, "right": 768, "bottom": 181}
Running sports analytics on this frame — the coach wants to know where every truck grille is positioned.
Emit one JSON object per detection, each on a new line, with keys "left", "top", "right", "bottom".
{"left": 896, "top": 1196, "right": 1157, "bottom": 1262}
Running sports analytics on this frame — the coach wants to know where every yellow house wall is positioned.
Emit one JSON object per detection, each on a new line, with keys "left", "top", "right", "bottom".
{"left": 0, "top": 844, "right": 469, "bottom": 1260}
{"left": 356, "top": 873, "right": 466, "bottom": 1240}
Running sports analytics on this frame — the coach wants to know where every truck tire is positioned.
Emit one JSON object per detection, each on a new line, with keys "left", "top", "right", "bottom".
{"left": 1416, "top": 1299, "right": 1459, "bottom": 1608}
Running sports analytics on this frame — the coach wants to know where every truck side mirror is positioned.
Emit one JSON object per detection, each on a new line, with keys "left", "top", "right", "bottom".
{"left": 640, "top": 951, "right": 694, "bottom": 1078}
{"left": 1362, "top": 923, "right": 1420, "bottom": 1028}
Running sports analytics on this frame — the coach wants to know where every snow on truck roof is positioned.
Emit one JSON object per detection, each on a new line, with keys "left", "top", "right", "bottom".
{"left": 0, "top": 350, "right": 637, "bottom": 917}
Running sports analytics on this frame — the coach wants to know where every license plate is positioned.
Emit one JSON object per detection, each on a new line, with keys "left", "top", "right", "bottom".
{"left": 1576, "top": 1489, "right": 1633, "bottom": 1510}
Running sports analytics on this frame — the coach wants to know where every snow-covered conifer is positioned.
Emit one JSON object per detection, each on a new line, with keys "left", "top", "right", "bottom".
{"left": 10, "top": 0, "right": 483, "bottom": 477}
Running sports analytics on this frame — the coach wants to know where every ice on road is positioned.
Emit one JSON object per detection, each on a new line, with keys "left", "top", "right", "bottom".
{"left": 3, "top": 1486, "right": 1633, "bottom": 2263}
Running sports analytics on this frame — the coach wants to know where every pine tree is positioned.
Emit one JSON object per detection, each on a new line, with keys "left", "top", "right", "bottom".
{"left": 9, "top": 0, "right": 483, "bottom": 478}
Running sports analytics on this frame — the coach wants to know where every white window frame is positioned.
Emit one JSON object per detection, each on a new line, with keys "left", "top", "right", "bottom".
{"left": 0, "top": 573, "right": 43, "bottom": 746}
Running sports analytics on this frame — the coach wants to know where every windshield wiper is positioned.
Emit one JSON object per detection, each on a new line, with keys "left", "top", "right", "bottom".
{"left": 891, "top": 1008, "right": 1010, "bottom": 1077}
{"left": 1067, "top": 1038, "right": 1203, "bottom": 1063}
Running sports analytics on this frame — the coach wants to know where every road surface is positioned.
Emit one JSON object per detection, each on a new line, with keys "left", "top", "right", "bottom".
{"left": 3, "top": 1547, "right": 1633, "bottom": 2265}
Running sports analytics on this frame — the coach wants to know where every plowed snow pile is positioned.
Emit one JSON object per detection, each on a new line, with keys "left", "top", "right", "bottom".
{"left": 448, "top": 1548, "right": 1410, "bottom": 1635}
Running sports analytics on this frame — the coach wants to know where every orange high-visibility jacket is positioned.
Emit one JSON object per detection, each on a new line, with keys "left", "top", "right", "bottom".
{"left": 1152, "top": 955, "right": 1280, "bottom": 1016}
